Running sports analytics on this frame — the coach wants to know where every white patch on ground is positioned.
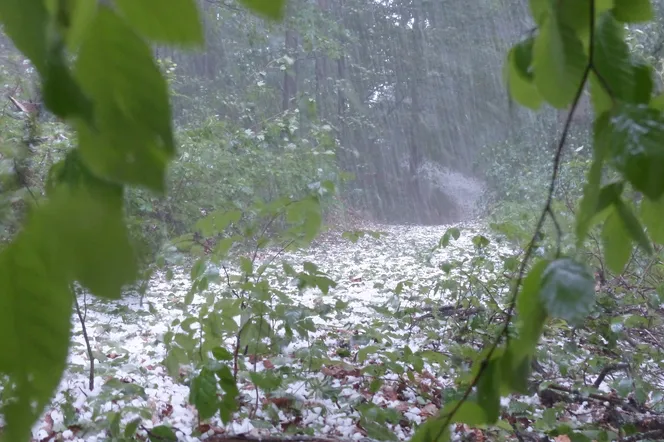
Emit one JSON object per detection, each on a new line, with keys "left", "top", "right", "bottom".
{"left": 14, "top": 221, "right": 516, "bottom": 442}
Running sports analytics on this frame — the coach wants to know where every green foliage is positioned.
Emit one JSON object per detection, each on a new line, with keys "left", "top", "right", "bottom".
{"left": 601, "top": 210, "right": 632, "bottom": 273}
{"left": 3, "top": 0, "right": 664, "bottom": 440}
{"left": 76, "top": 8, "right": 175, "bottom": 192}
{"left": 532, "top": 10, "right": 587, "bottom": 108}
{"left": 114, "top": 0, "right": 203, "bottom": 45}
{"left": 614, "top": 0, "right": 654, "bottom": 23}
{"left": 505, "top": 38, "right": 543, "bottom": 110}
{"left": 0, "top": 0, "right": 201, "bottom": 438}
{"left": 239, "top": 0, "right": 287, "bottom": 19}
{"left": 540, "top": 258, "right": 595, "bottom": 326}
{"left": 437, "top": 0, "right": 664, "bottom": 439}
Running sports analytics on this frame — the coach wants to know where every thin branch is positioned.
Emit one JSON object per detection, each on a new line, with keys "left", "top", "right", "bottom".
{"left": 622, "top": 430, "right": 664, "bottom": 442}
{"left": 593, "top": 362, "right": 629, "bottom": 388}
{"left": 433, "top": 2, "right": 598, "bottom": 437}
{"left": 72, "top": 285, "right": 95, "bottom": 391}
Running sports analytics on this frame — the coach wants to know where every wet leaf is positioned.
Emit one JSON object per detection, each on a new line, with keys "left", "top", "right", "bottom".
{"left": 601, "top": 210, "right": 632, "bottom": 274}
{"left": 115, "top": 0, "right": 203, "bottom": 45}
{"left": 529, "top": 0, "right": 550, "bottom": 26}
{"left": 217, "top": 365, "right": 239, "bottom": 424}
{"left": 593, "top": 12, "right": 638, "bottom": 105}
{"left": 540, "top": 258, "right": 595, "bottom": 326}
{"left": 148, "top": 425, "right": 177, "bottom": 442}
{"left": 614, "top": 0, "right": 653, "bottom": 23}
{"left": 410, "top": 416, "right": 450, "bottom": 442}
{"left": 75, "top": 7, "right": 174, "bottom": 193}
{"left": 640, "top": 196, "right": 664, "bottom": 244}
{"left": 533, "top": 13, "right": 587, "bottom": 108}
{"left": 0, "top": 0, "right": 48, "bottom": 73}
{"left": 505, "top": 38, "right": 543, "bottom": 110}
{"left": 441, "top": 400, "right": 487, "bottom": 426}
{"left": 576, "top": 115, "right": 615, "bottom": 245}
{"left": 601, "top": 104, "right": 664, "bottom": 201}
{"left": 614, "top": 199, "right": 652, "bottom": 254}
{"left": 239, "top": 0, "right": 286, "bottom": 20}
{"left": 476, "top": 357, "right": 501, "bottom": 423}
{"left": 196, "top": 210, "right": 242, "bottom": 237}
{"left": 516, "top": 260, "right": 549, "bottom": 354}
{"left": 189, "top": 368, "right": 219, "bottom": 420}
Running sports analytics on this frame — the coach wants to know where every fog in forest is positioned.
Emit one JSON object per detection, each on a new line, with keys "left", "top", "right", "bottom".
{"left": 2, "top": 1, "right": 664, "bottom": 441}
{"left": 147, "top": 0, "right": 586, "bottom": 226}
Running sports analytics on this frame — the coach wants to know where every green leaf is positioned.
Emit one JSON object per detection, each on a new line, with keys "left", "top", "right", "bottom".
{"left": 576, "top": 115, "right": 614, "bottom": 245}
{"left": 0, "top": 0, "right": 48, "bottom": 73}
{"left": 75, "top": 7, "right": 174, "bottom": 193}
{"left": 238, "top": 0, "right": 286, "bottom": 19}
{"left": 533, "top": 13, "right": 587, "bottom": 108}
{"left": 528, "top": 0, "right": 550, "bottom": 26}
{"left": 249, "top": 371, "right": 283, "bottom": 391}
{"left": 500, "top": 347, "right": 532, "bottom": 395}
{"left": 48, "top": 153, "right": 138, "bottom": 297}
{"left": 614, "top": 0, "right": 653, "bottom": 23}
{"left": 0, "top": 224, "right": 74, "bottom": 440}
{"left": 409, "top": 417, "right": 450, "bottom": 442}
{"left": 640, "top": 196, "right": 664, "bottom": 244}
{"left": 109, "top": 411, "right": 121, "bottom": 437}
{"left": 589, "top": 73, "right": 613, "bottom": 115}
{"left": 614, "top": 199, "right": 652, "bottom": 254}
{"left": 358, "top": 345, "right": 381, "bottom": 363}
{"left": 124, "top": 418, "right": 142, "bottom": 438}
{"left": 593, "top": 12, "right": 637, "bottom": 104}
{"left": 54, "top": 189, "right": 137, "bottom": 299}
{"left": 115, "top": 0, "right": 203, "bottom": 45}
{"left": 558, "top": 0, "right": 591, "bottom": 33}
{"left": 439, "top": 227, "right": 461, "bottom": 247}
{"left": 505, "top": 38, "right": 543, "bottom": 110}
{"left": 651, "top": 93, "right": 664, "bottom": 111}
{"left": 602, "top": 104, "right": 664, "bottom": 200}
{"left": 601, "top": 210, "right": 632, "bottom": 274}
{"left": 239, "top": 257, "right": 253, "bottom": 275}
{"left": 476, "top": 358, "right": 501, "bottom": 423}
{"left": 212, "top": 347, "right": 234, "bottom": 361}
{"left": 63, "top": 0, "right": 98, "bottom": 52}
{"left": 191, "top": 259, "right": 206, "bottom": 281}
{"left": 632, "top": 62, "right": 654, "bottom": 103}
{"left": 148, "top": 425, "right": 178, "bottom": 442}
{"left": 42, "top": 50, "right": 92, "bottom": 120}
{"left": 189, "top": 368, "right": 219, "bottom": 420}
{"left": 441, "top": 400, "right": 488, "bottom": 426}
{"left": 164, "top": 351, "right": 180, "bottom": 379}
{"left": 195, "top": 210, "right": 242, "bottom": 237}
{"left": 216, "top": 365, "right": 239, "bottom": 424}
{"left": 472, "top": 235, "right": 490, "bottom": 249}
{"left": 540, "top": 258, "right": 596, "bottom": 326}
{"left": 516, "top": 260, "right": 549, "bottom": 354}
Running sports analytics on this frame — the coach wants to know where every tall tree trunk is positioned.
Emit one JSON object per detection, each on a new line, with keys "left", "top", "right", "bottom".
{"left": 315, "top": 0, "right": 329, "bottom": 119}
{"left": 282, "top": 14, "right": 299, "bottom": 112}
{"left": 408, "top": 1, "right": 424, "bottom": 178}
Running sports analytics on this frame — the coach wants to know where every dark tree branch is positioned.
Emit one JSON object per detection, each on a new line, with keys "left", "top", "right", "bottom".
{"left": 72, "top": 285, "right": 95, "bottom": 391}
{"left": 593, "top": 362, "right": 629, "bottom": 389}
{"left": 433, "top": 2, "right": 598, "bottom": 437}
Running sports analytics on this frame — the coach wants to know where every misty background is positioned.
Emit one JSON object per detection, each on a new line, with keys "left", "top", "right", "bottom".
{"left": 1, "top": 0, "right": 663, "bottom": 248}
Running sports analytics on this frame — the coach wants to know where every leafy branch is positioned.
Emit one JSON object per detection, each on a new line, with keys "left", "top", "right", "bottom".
{"left": 430, "top": 0, "right": 607, "bottom": 439}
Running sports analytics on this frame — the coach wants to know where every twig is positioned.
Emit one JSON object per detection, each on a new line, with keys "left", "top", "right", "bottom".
{"left": 622, "top": 430, "right": 664, "bottom": 442}
{"left": 433, "top": 3, "right": 597, "bottom": 437}
{"left": 593, "top": 363, "right": 629, "bottom": 388}
{"left": 542, "top": 383, "right": 640, "bottom": 412}
{"left": 72, "top": 285, "right": 95, "bottom": 391}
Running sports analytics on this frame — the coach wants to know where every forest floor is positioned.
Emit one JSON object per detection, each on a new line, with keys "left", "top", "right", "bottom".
{"left": 27, "top": 221, "right": 664, "bottom": 442}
